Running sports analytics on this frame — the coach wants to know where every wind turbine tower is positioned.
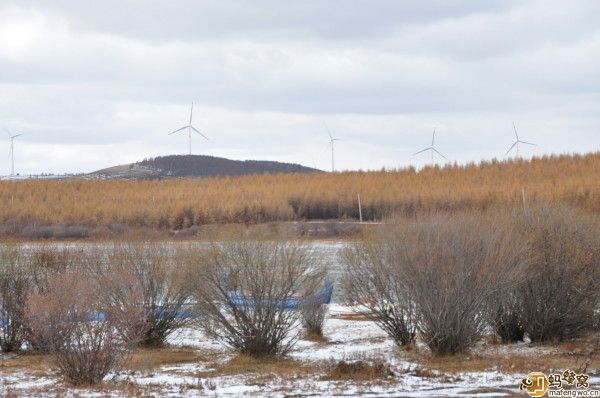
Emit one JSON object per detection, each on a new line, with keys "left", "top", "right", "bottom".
{"left": 506, "top": 122, "right": 536, "bottom": 158}
{"left": 5, "top": 129, "right": 24, "bottom": 176}
{"left": 413, "top": 128, "right": 449, "bottom": 166}
{"left": 168, "top": 103, "right": 208, "bottom": 155}
{"left": 325, "top": 124, "right": 341, "bottom": 172}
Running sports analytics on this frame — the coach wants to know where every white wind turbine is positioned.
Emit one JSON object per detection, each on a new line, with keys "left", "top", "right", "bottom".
{"left": 168, "top": 103, "right": 208, "bottom": 155}
{"left": 413, "top": 128, "right": 449, "bottom": 166}
{"left": 325, "top": 124, "right": 341, "bottom": 172}
{"left": 506, "top": 122, "right": 536, "bottom": 158}
{"left": 5, "top": 128, "right": 25, "bottom": 176}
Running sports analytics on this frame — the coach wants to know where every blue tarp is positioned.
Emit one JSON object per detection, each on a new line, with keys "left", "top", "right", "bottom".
{"left": 227, "top": 280, "right": 334, "bottom": 309}
{"left": 0, "top": 282, "right": 335, "bottom": 325}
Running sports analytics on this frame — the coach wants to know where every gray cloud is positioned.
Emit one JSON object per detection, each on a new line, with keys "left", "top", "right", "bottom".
{"left": 15, "top": 1, "right": 523, "bottom": 42}
{"left": 0, "top": 0, "right": 598, "bottom": 174}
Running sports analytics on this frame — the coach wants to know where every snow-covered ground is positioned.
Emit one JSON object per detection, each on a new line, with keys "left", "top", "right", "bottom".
{"left": 2, "top": 309, "right": 580, "bottom": 398}
{"left": 1, "top": 238, "right": 598, "bottom": 396}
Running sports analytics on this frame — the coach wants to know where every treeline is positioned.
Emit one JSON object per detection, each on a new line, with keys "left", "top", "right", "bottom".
{"left": 0, "top": 153, "right": 599, "bottom": 235}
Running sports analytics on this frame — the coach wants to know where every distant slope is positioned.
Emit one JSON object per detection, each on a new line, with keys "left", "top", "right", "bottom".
{"left": 90, "top": 154, "right": 320, "bottom": 179}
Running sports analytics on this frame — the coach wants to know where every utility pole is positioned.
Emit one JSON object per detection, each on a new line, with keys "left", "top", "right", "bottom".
{"left": 357, "top": 193, "right": 363, "bottom": 223}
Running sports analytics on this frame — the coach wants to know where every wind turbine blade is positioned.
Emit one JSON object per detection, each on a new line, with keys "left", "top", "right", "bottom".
{"left": 431, "top": 128, "right": 436, "bottom": 147}
{"left": 11, "top": 133, "right": 23, "bottom": 139}
{"left": 189, "top": 103, "right": 194, "bottom": 125}
{"left": 3, "top": 128, "right": 11, "bottom": 139}
{"left": 512, "top": 122, "right": 519, "bottom": 140}
{"left": 190, "top": 126, "right": 208, "bottom": 140}
{"left": 413, "top": 147, "right": 431, "bottom": 156}
{"left": 168, "top": 126, "right": 188, "bottom": 135}
{"left": 432, "top": 147, "right": 449, "bottom": 161}
{"left": 324, "top": 122, "right": 333, "bottom": 140}
{"left": 505, "top": 142, "right": 517, "bottom": 156}
{"left": 519, "top": 140, "right": 537, "bottom": 146}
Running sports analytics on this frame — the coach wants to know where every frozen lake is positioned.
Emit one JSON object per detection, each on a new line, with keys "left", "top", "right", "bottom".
{"left": 16, "top": 240, "right": 351, "bottom": 302}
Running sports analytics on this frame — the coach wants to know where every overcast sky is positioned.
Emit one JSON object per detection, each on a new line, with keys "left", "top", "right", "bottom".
{"left": 0, "top": 0, "right": 599, "bottom": 174}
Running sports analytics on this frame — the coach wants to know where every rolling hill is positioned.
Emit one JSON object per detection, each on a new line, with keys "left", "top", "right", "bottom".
{"left": 90, "top": 155, "right": 320, "bottom": 179}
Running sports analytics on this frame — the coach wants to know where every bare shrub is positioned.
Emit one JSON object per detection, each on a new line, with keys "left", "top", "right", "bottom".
{"left": 300, "top": 297, "right": 328, "bottom": 339}
{"left": 29, "top": 246, "right": 78, "bottom": 292}
{"left": 24, "top": 246, "right": 81, "bottom": 353}
{"left": 487, "top": 292, "right": 525, "bottom": 343}
{"left": 94, "top": 243, "right": 192, "bottom": 347}
{"left": 404, "top": 216, "right": 527, "bottom": 355}
{"left": 345, "top": 216, "right": 528, "bottom": 355}
{"left": 0, "top": 245, "right": 31, "bottom": 352}
{"left": 578, "top": 333, "right": 600, "bottom": 374}
{"left": 0, "top": 245, "right": 70, "bottom": 352}
{"left": 343, "top": 238, "right": 418, "bottom": 347}
{"left": 516, "top": 205, "right": 600, "bottom": 342}
{"left": 191, "top": 241, "right": 325, "bottom": 358}
{"left": 26, "top": 271, "right": 142, "bottom": 385}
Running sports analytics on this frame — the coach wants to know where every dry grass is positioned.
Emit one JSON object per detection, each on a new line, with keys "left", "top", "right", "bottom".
{"left": 125, "top": 347, "right": 211, "bottom": 372}
{"left": 204, "top": 354, "right": 313, "bottom": 377}
{"left": 0, "top": 348, "right": 211, "bottom": 378}
{"left": 416, "top": 353, "right": 597, "bottom": 374}
{"left": 460, "top": 389, "right": 524, "bottom": 398}
{"left": 303, "top": 332, "right": 330, "bottom": 344}
{"left": 0, "top": 153, "right": 599, "bottom": 235}
{"left": 321, "top": 358, "right": 394, "bottom": 381}
{"left": 2, "top": 334, "right": 598, "bottom": 396}
{"left": 408, "top": 334, "right": 600, "bottom": 374}
{"left": 5, "top": 338, "right": 597, "bottom": 380}
{"left": 190, "top": 353, "right": 319, "bottom": 388}
{"left": 0, "top": 353, "right": 52, "bottom": 377}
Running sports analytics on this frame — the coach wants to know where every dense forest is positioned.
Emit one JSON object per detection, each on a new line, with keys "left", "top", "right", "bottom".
{"left": 1, "top": 153, "right": 599, "bottom": 238}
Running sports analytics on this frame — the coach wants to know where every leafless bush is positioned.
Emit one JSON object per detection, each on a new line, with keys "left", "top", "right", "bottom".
{"left": 486, "top": 292, "right": 525, "bottom": 343}
{"left": 0, "top": 246, "right": 32, "bottom": 352}
{"left": 405, "top": 216, "right": 527, "bottom": 355}
{"left": 191, "top": 241, "right": 325, "bottom": 358}
{"left": 23, "top": 246, "right": 82, "bottom": 353}
{"left": 343, "top": 238, "right": 418, "bottom": 347}
{"left": 26, "top": 271, "right": 142, "bottom": 385}
{"left": 515, "top": 205, "right": 600, "bottom": 342}
{"left": 345, "top": 216, "right": 527, "bottom": 355}
{"left": 300, "top": 297, "right": 327, "bottom": 338}
{"left": 29, "top": 246, "right": 78, "bottom": 292}
{"left": 578, "top": 333, "right": 600, "bottom": 374}
{"left": 94, "top": 243, "right": 192, "bottom": 347}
